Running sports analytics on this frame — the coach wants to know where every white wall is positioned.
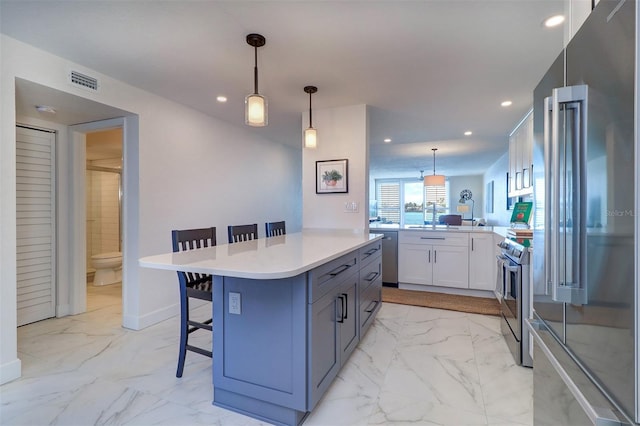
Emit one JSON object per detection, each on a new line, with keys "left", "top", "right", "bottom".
{"left": 448, "top": 175, "right": 484, "bottom": 221}
{"left": 1, "top": 35, "right": 302, "bottom": 384}
{"left": 483, "top": 151, "right": 512, "bottom": 226}
{"left": 302, "top": 104, "right": 369, "bottom": 230}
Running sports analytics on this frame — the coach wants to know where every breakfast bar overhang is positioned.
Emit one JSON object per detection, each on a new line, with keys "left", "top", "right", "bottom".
{"left": 139, "top": 229, "right": 384, "bottom": 426}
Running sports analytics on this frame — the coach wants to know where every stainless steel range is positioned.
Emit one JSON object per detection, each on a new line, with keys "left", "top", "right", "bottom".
{"left": 496, "top": 238, "right": 531, "bottom": 367}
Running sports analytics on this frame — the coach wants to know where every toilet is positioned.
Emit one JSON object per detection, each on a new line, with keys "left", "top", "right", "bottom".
{"left": 91, "top": 252, "right": 122, "bottom": 286}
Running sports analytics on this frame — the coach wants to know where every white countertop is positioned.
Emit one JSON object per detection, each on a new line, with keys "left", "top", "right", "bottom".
{"left": 139, "top": 229, "right": 383, "bottom": 280}
{"left": 369, "top": 223, "right": 507, "bottom": 235}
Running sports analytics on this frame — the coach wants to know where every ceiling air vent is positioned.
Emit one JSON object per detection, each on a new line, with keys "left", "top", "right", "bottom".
{"left": 69, "top": 70, "right": 99, "bottom": 91}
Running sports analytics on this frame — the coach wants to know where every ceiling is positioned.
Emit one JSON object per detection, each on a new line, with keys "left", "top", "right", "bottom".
{"left": 1, "top": 0, "right": 565, "bottom": 178}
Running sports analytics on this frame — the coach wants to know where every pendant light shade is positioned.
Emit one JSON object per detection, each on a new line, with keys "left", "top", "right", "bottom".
{"left": 304, "top": 127, "right": 317, "bottom": 149}
{"left": 245, "top": 33, "right": 267, "bottom": 127}
{"left": 303, "top": 85, "right": 318, "bottom": 148}
{"left": 424, "top": 148, "right": 446, "bottom": 186}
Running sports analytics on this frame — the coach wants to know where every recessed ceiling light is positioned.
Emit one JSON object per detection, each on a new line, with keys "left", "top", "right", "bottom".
{"left": 544, "top": 14, "right": 565, "bottom": 28}
{"left": 383, "top": 138, "right": 392, "bottom": 143}
{"left": 501, "top": 100, "right": 513, "bottom": 107}
{"left": 464, "top": 131, "right": 472, "bottom": 136}
{"left": 35, "top": 105, "right": 56, "bottom": 114}
{"left": 216, "top": 95, "right": 228, "bottom": 103}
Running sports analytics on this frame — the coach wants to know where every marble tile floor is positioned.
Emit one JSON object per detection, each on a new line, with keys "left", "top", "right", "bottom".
{"left": 1, "top": 284, "right": 533, "bottom": 426}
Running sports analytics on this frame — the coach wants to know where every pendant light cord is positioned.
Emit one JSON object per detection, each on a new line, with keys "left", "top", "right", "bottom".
{"left": 432, "top": 148, "right": 437, "bottom": 175}
{"left": 253, "top": 46, "right": 259, "bottom": 94}
{"left": 309, "top": 91, "right": 313, "bottom": 127}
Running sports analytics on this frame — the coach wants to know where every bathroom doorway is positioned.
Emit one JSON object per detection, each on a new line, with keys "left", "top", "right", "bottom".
{"left": 85, "top": 129, "right": 123, "bottom": 311}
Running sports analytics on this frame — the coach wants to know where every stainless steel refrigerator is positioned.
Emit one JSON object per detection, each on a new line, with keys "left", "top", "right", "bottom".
{"left": 528, "top": 0, "right": 638, "bottom": 424}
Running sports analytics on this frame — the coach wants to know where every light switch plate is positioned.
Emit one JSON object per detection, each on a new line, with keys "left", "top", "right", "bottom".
{"left": 344, "top": 201, "right": 359, "bottom": 213}
{"left": 229, "top": 292, "right": 241, "bottom": 315}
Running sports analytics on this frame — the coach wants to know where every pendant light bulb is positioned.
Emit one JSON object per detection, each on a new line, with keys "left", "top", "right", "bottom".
{"left": 424, "top": 148, "right": 446, "bottom": 186}
{"left": 303, "top": 85, "right": 318, "bottom": 149}
{"left": 245, "top": 33, "right": 267, "bottom": 127}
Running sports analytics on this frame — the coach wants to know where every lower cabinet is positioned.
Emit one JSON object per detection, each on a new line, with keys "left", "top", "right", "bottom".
{"left": 398, "top": 231, "right": 469, "bottom": 288}
{"left": 308, "top": 240, "right": 382, "bottom": 410}
{"left": 432, "top": 244, "right": 468, "bottom": 288}
{"left": 309, "top": 270, "right": 358, "bottom": 409}
{"left": 468, "top": 232, "right": 496, "bottom": 290}
{"left": 359, "top": 253, "right": 382, "bottom": 336}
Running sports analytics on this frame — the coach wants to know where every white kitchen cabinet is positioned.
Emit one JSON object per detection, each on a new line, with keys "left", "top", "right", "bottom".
{"left": 398, "top": 243, "right": 432, "bottom": 285}
{"left": 508, "top": 110, "right": 533, "bottom": 197}
{"left": 468, "top": 232, "right": 496, "bottom": 291}
{"left": 398, "top": 231, "right": 469, "bottom": 289}
{"left": 432, "top": 244, "right": 469, "bottom": 288}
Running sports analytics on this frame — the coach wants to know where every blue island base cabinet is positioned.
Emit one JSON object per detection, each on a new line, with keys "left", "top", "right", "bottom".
{"left": 211, "top": 241, "right": 382, "bottom": 426}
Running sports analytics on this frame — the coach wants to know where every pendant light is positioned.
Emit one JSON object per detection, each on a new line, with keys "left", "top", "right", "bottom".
{"left": 424, "top": 148, "right": 446, "bottom": 186}
{"left": 303, "top": 85, "right": 318, "bottom": 148}
{"left": 245, "top": 33, "right": 267, "bottom": 127}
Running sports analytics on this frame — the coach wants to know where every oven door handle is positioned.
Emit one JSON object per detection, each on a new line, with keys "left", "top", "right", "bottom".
{"left": 497, "top": 255, "right": 519, "bottom": 272}
{"left": 504, "top": 264, "right": 520, "bottom": 273}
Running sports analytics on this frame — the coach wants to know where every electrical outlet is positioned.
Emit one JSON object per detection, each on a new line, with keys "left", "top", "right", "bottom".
{"left": 229, "top": 292, "right": 241, "bottom": 315}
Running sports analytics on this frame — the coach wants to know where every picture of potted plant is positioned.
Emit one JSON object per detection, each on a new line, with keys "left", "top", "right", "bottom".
{"left": 322, "top": 169, "right": 343, "bottom": 186}
{"left": 316, "top": 159, "right": 348, "bottom": 194}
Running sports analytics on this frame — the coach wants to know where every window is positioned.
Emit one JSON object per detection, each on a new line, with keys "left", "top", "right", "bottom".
{"left": 424, "top": 183, "right": 449, "bottom": 223}
{"left": 374, "top": 179, "right": 449, "bottom": 225}
{"left": 376, "top": 181, "right": 400, "bottom": 224}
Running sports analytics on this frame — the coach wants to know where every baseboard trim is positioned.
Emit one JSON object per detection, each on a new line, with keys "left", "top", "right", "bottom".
{"left": 56, "top": 303, "right": 71, "bottom": 317}
{"left": 0, "top": 358, "right": 22, "bottom": 385}
{"left": 123, "top": 302, "right": 178, "bottom": 330}
{"left": 398, "top": 283, "right": 494, "bottom": 299}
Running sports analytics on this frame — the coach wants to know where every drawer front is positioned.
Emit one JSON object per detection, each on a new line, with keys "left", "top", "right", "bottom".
{"left": 399, "top": 231, "right": 468, "bottom": 247}
{"left": 359, "top": 256, "right": 381, "bottom": 293}
{"left": 359, "top": 240, "right": 382, "bottom": 267}
{"left": 309, "top": 252, "right": 358, "bottom": 303}
{"left": 359, "top": 281, "right": 381, "bottom": 335}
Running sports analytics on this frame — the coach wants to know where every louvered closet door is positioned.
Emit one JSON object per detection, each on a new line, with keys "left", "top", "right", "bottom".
{"left": 16, "top": 126, "right": 56, "bottom": 326}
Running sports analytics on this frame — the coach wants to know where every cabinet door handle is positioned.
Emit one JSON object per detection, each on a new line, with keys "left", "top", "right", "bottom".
{"left": 336, "top": 296, "right": 345, "bottom": 323}
{"left": 341, "top": 293, "right": 348, "bottom": 319}
{"left": 420, "top": 237, "right": 445, "bottom": 240}
{"left": 365, "top": 300, "right": 379, "bottom": 313}
{"left": 471, "top": 238, "right": 474, "bottom": 251}
{"left": 530, "top": 163, "right": 534, "bottom": 187}
{"left": 434, "top": 250, "right": 437, "bottom": 263}
{"left": 363, "top": 247, "right": 380, "bottom": 257}
{"left": 329, "top": 263, "right": 352, "bottom": 277}
{"left": 364, "top": 271, "right": 379, "bottom": 282}
{"left": 428, "top": 250, "right": 431, "bottom": 263}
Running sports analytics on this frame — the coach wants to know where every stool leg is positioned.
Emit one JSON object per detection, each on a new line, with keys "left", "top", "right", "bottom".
{"left": 176, "top": 287, "right": 189, "bottom": 378}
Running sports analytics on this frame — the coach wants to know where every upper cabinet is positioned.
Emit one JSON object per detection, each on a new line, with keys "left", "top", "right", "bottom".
{"left": 508, "top": 110, "right": 533, "bottom": 198}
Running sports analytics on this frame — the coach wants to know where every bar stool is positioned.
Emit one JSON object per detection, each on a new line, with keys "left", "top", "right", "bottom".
{"left": 265, "top": 221, "right": 286, "bottom": 237}
{"left": 227, "top": 223, "right": 258, "bottom": 243}
{"left": 171, "top": 227, "right": 216, "bottom": 378}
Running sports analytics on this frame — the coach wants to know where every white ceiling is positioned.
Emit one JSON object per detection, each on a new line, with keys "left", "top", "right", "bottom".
{"left": 1, "top": 0, "right": 565, "bottom": 178}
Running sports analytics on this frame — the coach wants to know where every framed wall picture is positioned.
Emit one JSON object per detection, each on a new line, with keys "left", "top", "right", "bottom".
{"left": 316, "top": 159, "right": 348, "bottom": 194}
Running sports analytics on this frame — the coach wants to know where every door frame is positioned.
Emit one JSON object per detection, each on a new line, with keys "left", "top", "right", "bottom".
{"left": 68, "top": 116, "right": 140, "bottom": 327}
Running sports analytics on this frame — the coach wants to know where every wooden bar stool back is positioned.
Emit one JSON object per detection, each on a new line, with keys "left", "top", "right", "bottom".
{"left": 171, "top": 227, "right": 216, "bottom": 378}
{"left": 227, "top": 223, "right": 258, "bottom": 243}
{"left": 265, "top": 221, "right": 286, "bottom": 237}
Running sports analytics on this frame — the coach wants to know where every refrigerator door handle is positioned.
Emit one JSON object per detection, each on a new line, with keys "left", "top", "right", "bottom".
{"left": 550, "top": 85, "right": 588, "bottom": 305}
{"left": 543, "top": 96, "right": 553, "bottom": 296}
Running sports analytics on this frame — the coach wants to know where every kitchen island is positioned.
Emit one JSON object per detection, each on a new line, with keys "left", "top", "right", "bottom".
{"left": 139, "top": 229, "right": 383, "bottom": 426}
